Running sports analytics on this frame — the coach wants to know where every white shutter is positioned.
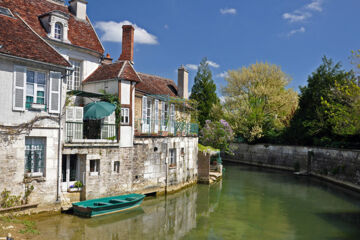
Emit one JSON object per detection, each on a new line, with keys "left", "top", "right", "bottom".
{"left": 170, "top": 104, "right": 175, "bottom": 134}
{"left": 75, "top": 107, "right": 83, "bottom": 122}
{"left": 13, "top": 66, "right": 26, "bottom": 111}
{"left": 154, "top": 100, "right": 159, "bottom": 133}
{"left": 49, "top": 72, "right": 61, "bottom": 113}
{"left": 66, "top": 107, "right": 75, "bottom": 121}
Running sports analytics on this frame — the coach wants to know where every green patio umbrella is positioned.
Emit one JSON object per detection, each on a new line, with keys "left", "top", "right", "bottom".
{"left": 83, "top": 101, "right": 116, "bottom": 120}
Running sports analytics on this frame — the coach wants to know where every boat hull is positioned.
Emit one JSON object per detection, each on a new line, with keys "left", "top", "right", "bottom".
{"left": 72, "top": 194, "right": 145, "bottom": 218}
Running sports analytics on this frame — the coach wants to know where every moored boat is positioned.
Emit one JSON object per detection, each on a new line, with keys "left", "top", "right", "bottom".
{"left": 72, "top": 193, "right": 145, "bottom": 218}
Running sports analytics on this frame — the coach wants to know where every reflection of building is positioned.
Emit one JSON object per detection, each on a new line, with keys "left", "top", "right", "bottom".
{"left": 0, "top": 0, "right": 198, "bottom": 211}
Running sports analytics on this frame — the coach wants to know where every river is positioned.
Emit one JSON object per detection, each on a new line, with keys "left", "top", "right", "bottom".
{"left": 30, "top": 163, "right": 360, "bottom": 240}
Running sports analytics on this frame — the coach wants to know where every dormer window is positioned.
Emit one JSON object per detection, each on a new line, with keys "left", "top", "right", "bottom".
{"left": 39, "top": 10, "right": 70, "bottom": 43}
{"left": 54, "top": 22, "right": 63, "bottom": 40}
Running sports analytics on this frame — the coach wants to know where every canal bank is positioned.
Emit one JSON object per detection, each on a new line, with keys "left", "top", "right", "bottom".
{"left": 1, "top": 164, "right": 360, "bottom": 240}
{"left": 223, "top": 143, "right": 360, "bottom": 193}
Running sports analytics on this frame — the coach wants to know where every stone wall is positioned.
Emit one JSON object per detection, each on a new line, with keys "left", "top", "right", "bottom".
{"left": 0, "top": 127, "right": 60, "bottom": 208}
{"left": 198, "top": 152, "right": 210, "bottom": 183}
{"left": 224, "top": 143, "right": 360, "bottom": 191}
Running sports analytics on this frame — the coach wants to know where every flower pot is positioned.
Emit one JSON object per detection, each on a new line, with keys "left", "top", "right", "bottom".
{"left": 68, "top": 187, "right": 82, "bottom": 192}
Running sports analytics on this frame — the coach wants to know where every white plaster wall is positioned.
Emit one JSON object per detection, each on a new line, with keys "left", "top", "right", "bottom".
{"left": 54, "top": 46, "right": 100, "bottom": 81}
{"left": 120, "top": 126, "right": 133, "bottom": 147}
{"left": 82, "top": 80, "right": 118, "bottom": 105}
{"left": 0, "top": 59, "right": 63, "bottom": 126}
{"left": 121, "top": 80, "right": 131, "bottom": 105}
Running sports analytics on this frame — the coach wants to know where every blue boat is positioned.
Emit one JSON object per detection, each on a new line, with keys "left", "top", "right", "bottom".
{"left": 72, "top": 193, "right": 145, "bottom": 218}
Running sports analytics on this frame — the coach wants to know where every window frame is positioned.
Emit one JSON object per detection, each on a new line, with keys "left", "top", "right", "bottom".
{"left": 54, "top": 22, "right": 63, "bottom": 40}
{"left": 67, "top": 59, "right": 82, "bottom": 90}
{"left": 169, "top": 148, "right": 176, "bottom": 168}
{"left": 89, "top": 159, "right": 100, "bottom": 176}
{"left": 25, "top": 137, "right": 46, "bottom": 177}
{"left": 113, "top": 161, "right": 120, "bottom": 173}
{"left": 121, "top": 108, "right": 130, "bottom": 125}
{"left": 25, "top": 69, "right": 47, "bottom": 110}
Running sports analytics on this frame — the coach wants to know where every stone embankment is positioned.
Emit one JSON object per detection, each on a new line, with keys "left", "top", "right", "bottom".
{"left": 223, "top": 143, "right": 360, "bottom": 192}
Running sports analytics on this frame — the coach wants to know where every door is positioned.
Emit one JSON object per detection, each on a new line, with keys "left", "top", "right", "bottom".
{"left": 61, "top": 154, "right": 80, "bottom": 191}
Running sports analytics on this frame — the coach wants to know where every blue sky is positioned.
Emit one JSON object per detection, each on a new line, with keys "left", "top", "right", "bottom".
{"left": 88, "top": 0, "right": 360, "bottom": 95}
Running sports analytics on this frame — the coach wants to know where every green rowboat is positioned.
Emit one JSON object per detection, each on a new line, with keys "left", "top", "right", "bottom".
{"left": 72, "top": 193, "right": 145, "bottom": 218}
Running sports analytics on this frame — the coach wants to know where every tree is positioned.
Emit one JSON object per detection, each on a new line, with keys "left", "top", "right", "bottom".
{"left": 222, "top": 62, "right": 298, "bottom": 143}
{"left": 190, "top": 57, "right": 220, "bottom": 128}
{"left": 286, "top": 57, "right": 357, "bottom": 146}
{"left": 200, "top": 119, "right": 234, "bottom": 154}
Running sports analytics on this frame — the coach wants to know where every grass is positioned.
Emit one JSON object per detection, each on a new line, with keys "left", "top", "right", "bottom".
{"left": 0, "top": 216, "right": 39, "bottom": 235}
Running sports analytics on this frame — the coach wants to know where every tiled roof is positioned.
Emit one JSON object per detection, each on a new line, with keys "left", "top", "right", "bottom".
{"left": 83, "top": 61, "right": 141, "bottom": 83}
{"left": 0, "top": 11, "right": 71, "bottom": 67}
{"left": 136, "top": 73, "right": 178, "bottom": 97}
{"left": 1, "top": 0, "right": 104, "bottom": 54}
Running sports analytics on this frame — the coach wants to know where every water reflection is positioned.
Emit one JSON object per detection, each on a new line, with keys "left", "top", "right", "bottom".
{"left": 33, "top": 182, "right": 222, "bottom": 240}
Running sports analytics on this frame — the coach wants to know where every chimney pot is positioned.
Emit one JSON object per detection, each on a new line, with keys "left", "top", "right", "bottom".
{"left": 102, "top": 53, "right": 113, "bottom": 65}
{"left": 119, "top": 25, "right": 135, "bottom": 62}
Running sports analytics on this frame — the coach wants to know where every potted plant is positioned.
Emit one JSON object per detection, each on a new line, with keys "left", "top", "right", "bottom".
{"left": 160, "top": 131, "right": 168, "bottom": 137}
{"left": 68, "top": 181, "right": 83, "bottom": 192}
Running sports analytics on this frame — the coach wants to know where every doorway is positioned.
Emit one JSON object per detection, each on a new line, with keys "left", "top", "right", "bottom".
{"left": 61, "top": 154, "right": 80, "bottom": 191}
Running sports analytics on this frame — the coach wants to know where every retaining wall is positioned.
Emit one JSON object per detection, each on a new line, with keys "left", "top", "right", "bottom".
{"left": 223, "top": 143, "right": 360, "bottom": 191}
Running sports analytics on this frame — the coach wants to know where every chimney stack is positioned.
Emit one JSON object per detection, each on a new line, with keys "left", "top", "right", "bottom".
{"left": 119, "top": 25, "right": 135, "bottom": 62}
{"left": 178, "top": 65, "right": 189, "bottom": 99}
{"left": 69, "top": 0, "right": 88, "bottom": 21}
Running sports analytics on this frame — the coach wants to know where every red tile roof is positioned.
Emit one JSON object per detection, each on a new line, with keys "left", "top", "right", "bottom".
{"left": 83, "top": 61, "right": 141, "bottom": 83}
{"left": 0, "top": 12, "right": 71, "bottom": 67}
{"left": 1, "top": 0, "right": 104, "bottom": 54}
{"left": 136, "top": 73, "right": 178, "bottom": 97}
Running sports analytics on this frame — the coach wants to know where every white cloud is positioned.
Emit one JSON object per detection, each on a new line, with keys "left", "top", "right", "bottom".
{"left": 216, "top": 71, "right": 229, "bottom": 78}
{"left": 219, "top": 96, "right": 226, "bottom": 104}
{"left": 94, "top": 20, "right": 158, "bottom": 44}
{"left": 306, "top": 0, "right": 323, "bottom": 12}
{"left": 186, "top": 60, "right": 220, "bottom": 71}
{"left": 220, "top": 8, "right": 237, "bottom": 15}
{"left": 283, "top": 12, "right": 311, "bottom": 23}
{"left": 283, "top": 0, "right": 324, "bottom": 23}
{"left": 186, "top": 64, "right": 198, "bottom": 71}
{"left": 206, "top": 60, "right": 220, "bottom": 68}
{"left": 287, "top": 27, "right": 306, "bottom": 37}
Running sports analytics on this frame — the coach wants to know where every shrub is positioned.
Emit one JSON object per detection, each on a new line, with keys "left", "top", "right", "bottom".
{"left": 200, "top": 119, "right": 234, "bottom": 154}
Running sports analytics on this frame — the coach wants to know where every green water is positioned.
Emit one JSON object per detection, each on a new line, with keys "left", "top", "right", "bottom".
{"left": 31, "top": 164, "right": 360, "bottom": 240}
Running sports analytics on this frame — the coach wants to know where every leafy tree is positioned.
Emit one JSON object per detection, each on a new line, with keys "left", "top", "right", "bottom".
{"left": 222, "top": 62, "right": 298, "bottom": 143}
{"left": 286, "top": 57, "right": 356, "bottom": 146}
{"left": 190, "top": 57, "right": 220, "bottom": 127}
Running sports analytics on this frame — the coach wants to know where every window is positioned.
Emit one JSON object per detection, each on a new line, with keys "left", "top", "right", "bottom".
{"left": 161, "top": 102, "right": 168, "bottom": 131}
{"left": 0, "top": 7, "right": 12, "bottom": 17}
{"left": 121, "top": 108, "right": 129, "bottom": 124}
{"left": 54, "top": 22, "right": 63, "bottom": 40}
{"left": 25, "top": 137, "right": 46, "bottom": 177}
{"left": 114, "top": 161, "right": 120, "bottom": 173}
{"left": 26, "top": 70, "right": 46, "bottom": 109}
{"left": 90, "top": 160, "right": 100, "bottom": 175}
{"left": 67, "top": 59, "right": 82, "bottom": 90}
{"left": 169, "top": 149, "right": 176, "bottom": 167}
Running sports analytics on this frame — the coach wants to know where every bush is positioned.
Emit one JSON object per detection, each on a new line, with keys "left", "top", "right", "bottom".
{"left": 200, "top": 119, "right": 234, "bottom": 154}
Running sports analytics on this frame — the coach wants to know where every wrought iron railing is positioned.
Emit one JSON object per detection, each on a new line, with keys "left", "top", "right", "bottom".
{"left": 134, "top": 118, "right": 198, "bottom": 137}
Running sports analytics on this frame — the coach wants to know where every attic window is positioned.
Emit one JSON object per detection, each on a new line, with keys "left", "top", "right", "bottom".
{"left": 54, "top": 22, "right": 63, "bottom": 40}
{"left": 0, "top": 7, "right": 13, "bottom": 17}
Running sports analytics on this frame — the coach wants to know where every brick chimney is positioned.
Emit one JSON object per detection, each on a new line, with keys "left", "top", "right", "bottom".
{"left": 178, "top": 65, "right": 189, "bottom": 99}
{"left": 119, "top": 25, "right": 135, "bottom": 62}
{"left": 69, "top": 0, "right": 88, "bottom": 21}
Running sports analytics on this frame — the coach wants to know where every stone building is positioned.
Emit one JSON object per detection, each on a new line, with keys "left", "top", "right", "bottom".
{"left": 0, "top": 0, "right": 198, "bottom": 210}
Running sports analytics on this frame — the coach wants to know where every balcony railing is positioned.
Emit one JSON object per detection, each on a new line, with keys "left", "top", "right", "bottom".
{"left": 65, "top": 122, "right": 116, "bottom": 143}
{"left": 134, "top": 118, "right": 198, "bottom": 137}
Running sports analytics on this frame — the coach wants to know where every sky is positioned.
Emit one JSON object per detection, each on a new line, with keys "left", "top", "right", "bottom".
{"left": 88, "top": 0, "right": 360, "bottom": 95}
